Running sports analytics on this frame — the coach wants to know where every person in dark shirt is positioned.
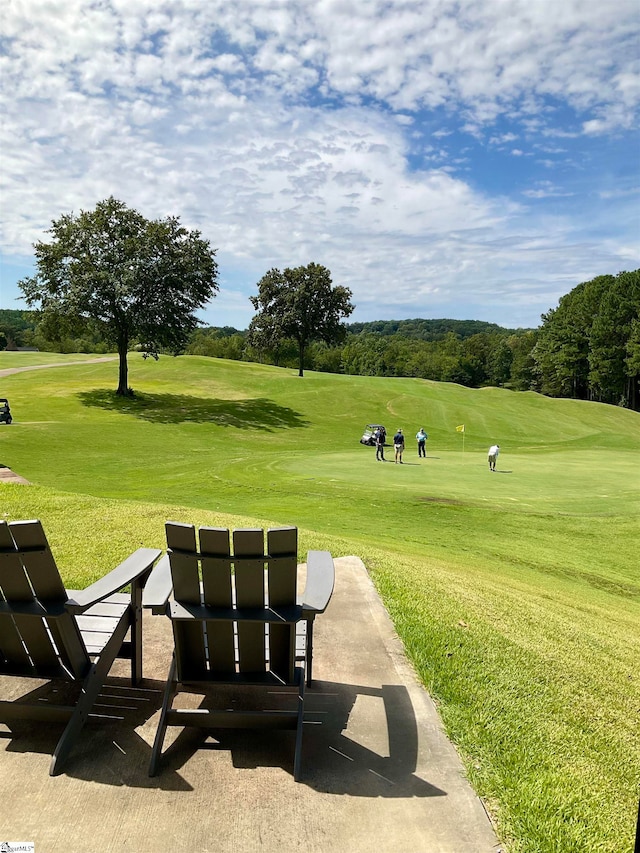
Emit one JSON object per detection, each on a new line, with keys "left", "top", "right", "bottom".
{"left": 393, "top": 428, "right": 405, "bottom": 463}
{"left": 375, "top": 427, "right": 385, "bottom": 461}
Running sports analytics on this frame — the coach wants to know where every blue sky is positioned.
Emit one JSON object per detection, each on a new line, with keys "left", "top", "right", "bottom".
{"left": 1, "top": 0, "right": 639, "bottom": 331}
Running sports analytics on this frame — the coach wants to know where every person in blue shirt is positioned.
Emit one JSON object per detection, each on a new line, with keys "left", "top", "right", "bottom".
{"left": 416, "top": 428, "right": 428, "bottom": 457}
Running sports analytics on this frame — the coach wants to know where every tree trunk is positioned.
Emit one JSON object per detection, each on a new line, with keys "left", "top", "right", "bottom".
{"left": 298, "top": 341, "right": 305, "bottom": 377}
{"left": 116, "top": 340, "right": 131, "bottom": 396}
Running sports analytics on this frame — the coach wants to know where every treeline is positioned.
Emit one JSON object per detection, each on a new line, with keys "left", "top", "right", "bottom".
{"left": 0, "top": 309, "right": 111, "bottom": 353}
{"left": 185, "top": 271, "right": 640, "bottom": 407}
{"left": 187, "top": 322, "right": 538, "bottom": 389}
{"left": 346, "top": 318, "right": 511, "bottom": 340}
{"left": 2, "top": 270, "right": 639, "bottom": 409}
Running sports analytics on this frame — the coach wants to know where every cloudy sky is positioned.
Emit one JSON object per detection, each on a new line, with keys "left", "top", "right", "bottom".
{"left": 1, "top": 0, "right": 639, "bottom": 331}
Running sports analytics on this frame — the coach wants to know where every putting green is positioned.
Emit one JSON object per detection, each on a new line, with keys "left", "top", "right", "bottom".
{"left": 278, "top": 447, "right": 640, "bottom": 516}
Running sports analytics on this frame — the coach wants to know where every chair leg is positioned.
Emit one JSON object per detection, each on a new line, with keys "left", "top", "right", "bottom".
{"left": 50, "top": 615, "right": 129, "bottom": 776}
{"left": 293, "top": 668, "right": 305, "bottom": 782}
{"left": 131, "top": 575, "right": 146, "bottom": 685}
{"left": 305, "top": 619, "right": 314, "bottom": 686}
{"left": 149, "top": 655, "right": 178, "bottom": 777}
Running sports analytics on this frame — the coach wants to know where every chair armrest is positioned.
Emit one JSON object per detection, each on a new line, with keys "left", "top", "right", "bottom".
{"left": 142, "top": 553, "right": 173, "bottom": 614}
{"left": 65, "top": 548, "right": 162, "bottom": 614}
{"left": 300, "top": 550, "right": 334, "bottom": 616}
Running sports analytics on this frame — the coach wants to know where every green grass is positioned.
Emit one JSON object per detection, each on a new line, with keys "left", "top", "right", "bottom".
{"left": 0, "top": 351, "right": 117, "bottom": 368}
{"left": 1, "top": 351, "right": 639, "bottom": 853}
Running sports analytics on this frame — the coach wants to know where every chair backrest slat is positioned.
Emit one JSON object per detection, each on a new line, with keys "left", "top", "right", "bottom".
{"left": 233, "top": 530, "right": 267, "bottom": 673}
{"left": 166, "top": 523, "right": 200, "bottom": 603}
{"left": 232, "top": 529, "right": 266, "bottom": 607}
{"left": 267, "top": 528, "right": 297, "bottom": 606}
{"left": 199, "top": 527, "right": 232, "bottom": 608}
{"left": 0, "top": 522, "right": 38, "bottom": 601}
{"left": 0, "top": 522, "right": 36, "bottom": 670}
{"left": 10, "top": 520, "right": 67, "bottom": 600}
{"left": 198, "top": 527, "right": 235, "bottom": 673}
{"left": 166, "top": 522, "right": 207, "bottom": 679}
{"left": 267, "top": 528, "right": 297, "bottom": 681}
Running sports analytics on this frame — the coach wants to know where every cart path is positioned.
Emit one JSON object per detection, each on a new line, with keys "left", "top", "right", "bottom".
{"left": 0, "top": 355, "right": 118, "bottom": 378}
{"left": 0, "top": 466, "right": 30, "bottom": 484}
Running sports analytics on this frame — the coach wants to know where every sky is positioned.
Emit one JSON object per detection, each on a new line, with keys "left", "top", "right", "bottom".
{"left": 1, "top": 0, "right": 639, "bottom": 331}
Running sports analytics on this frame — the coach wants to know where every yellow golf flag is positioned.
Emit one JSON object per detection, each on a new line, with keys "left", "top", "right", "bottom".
{"left": 456, "top": 424, "right": 465, "bottom": 433}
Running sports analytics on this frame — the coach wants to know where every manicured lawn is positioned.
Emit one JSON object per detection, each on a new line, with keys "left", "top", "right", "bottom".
{"left": 1, "top": 352, "right": 638, "bottom": 852}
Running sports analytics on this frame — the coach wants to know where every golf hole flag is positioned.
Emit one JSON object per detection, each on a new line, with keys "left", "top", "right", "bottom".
{"left": 456, "top": 424, "right": 465, "bottom": 433}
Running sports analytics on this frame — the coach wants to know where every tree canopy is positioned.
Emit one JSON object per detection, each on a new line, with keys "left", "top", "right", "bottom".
{"left": 19, "top": 197, "right": 219, "bottom": 395}
{"left": 533, "top": 269, "right": 640, "bottom": 409}
{"left": 248, "top": 263, "right": 354, "bottom": 376}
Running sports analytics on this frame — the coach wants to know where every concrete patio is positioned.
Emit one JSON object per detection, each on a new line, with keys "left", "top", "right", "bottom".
{"left": 1, "top": 556, "right": 501, "bottom": 853}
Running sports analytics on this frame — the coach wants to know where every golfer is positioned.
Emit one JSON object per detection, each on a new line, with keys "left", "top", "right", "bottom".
{"left": 393, "top": 428, "right": 405, "bottom": 464}
{"left": 488, "top": 444, "right": 500, "bottom": 471}
{"left": 416, "top": 427, "right": 428, "bottom": 458}
{"left": 375, "top": 427, "right": 385, "bottom": 461}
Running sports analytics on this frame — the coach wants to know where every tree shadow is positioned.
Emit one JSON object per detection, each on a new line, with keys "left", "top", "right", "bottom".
{"left": 77, "top": 389, "right": 310, "bottom": 430}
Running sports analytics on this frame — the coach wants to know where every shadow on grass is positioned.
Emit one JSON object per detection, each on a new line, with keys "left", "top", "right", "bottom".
{"left": 77, "top": 389, "right": 310, "bottom": 430}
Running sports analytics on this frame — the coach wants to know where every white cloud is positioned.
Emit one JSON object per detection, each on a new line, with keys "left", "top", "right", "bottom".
{"left": 490, "top": 133, "right": 519, "bottom": 145}
{"left": 0, "top": 0, "right": 638, "bottom": 329}
{"left": 598, "top": 186, "right": 640, "bottom": 199}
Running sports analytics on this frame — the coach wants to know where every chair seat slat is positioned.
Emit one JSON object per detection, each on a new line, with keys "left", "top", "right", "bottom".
{"left": 169, "top": 601, "right": 303, "bottom": 623}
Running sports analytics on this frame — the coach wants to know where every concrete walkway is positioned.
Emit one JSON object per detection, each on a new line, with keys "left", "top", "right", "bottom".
{"left": 1, "top": 557, "right": 501, "bottom": 853}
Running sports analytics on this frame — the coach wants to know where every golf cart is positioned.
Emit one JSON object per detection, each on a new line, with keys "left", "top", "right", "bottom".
{"left": 360, "top": 424, "right": 386, "bottom": 446}
{"left": 0, "top": 399, "right": 12, "bottom": 424}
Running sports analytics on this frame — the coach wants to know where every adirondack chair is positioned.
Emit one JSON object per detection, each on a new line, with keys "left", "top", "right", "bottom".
{"left": 0, "top": 519, "right": 161, "bottom": 775}
{"left": 143, "top": 522, "right": 335, "bottom": 780}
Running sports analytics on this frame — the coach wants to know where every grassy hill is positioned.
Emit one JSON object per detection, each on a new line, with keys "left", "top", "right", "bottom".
{"left": 1, "top": 352, "right": 639, "bottom": 853}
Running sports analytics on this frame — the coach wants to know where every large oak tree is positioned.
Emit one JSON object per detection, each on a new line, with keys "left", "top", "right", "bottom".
{"left": 248, "top": 263, "right": 354, "bottom": 376}
{"left": 19, "top": 197, "right": 219, "bottom": 395}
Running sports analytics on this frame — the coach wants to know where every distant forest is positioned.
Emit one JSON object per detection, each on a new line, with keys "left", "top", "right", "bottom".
{"left": 2, "top": 269, "right": 639, "bottom": 410}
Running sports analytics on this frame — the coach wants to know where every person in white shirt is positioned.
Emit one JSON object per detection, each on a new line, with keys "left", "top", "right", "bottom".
{"left": 416, "top": 428, "right": 428, "bottom": 458}
{"left": 488, "top": 444, "right": 500, "bottom": 471}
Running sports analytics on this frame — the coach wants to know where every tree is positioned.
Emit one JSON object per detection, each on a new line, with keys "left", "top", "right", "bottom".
{"left": 19, "top": 197, "right": 219, "bottom": 395}
{"left": 531, "top": 270, "right": 640, "bottom": 408}
{"left": 589, "top": 270, "right": 640, "bottom": 406}
{"left": 533, "top": 276, "right": 611, "bottom": 399}
{"left": 507, "top": 331, "right": 538, "bottom": 390}
{"left": 486, "top": 337, "right": 513, "bottom": 387}
{"left": 248, "top": 263, "right": 354, "bottom": 376}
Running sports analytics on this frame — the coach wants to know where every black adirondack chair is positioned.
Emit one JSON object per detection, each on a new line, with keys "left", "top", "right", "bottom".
{"left": 0, "top": 519, "right": 161, "bottom": 774}
{"left": 143, "top": 522, "right": 335, "bottom": 780}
